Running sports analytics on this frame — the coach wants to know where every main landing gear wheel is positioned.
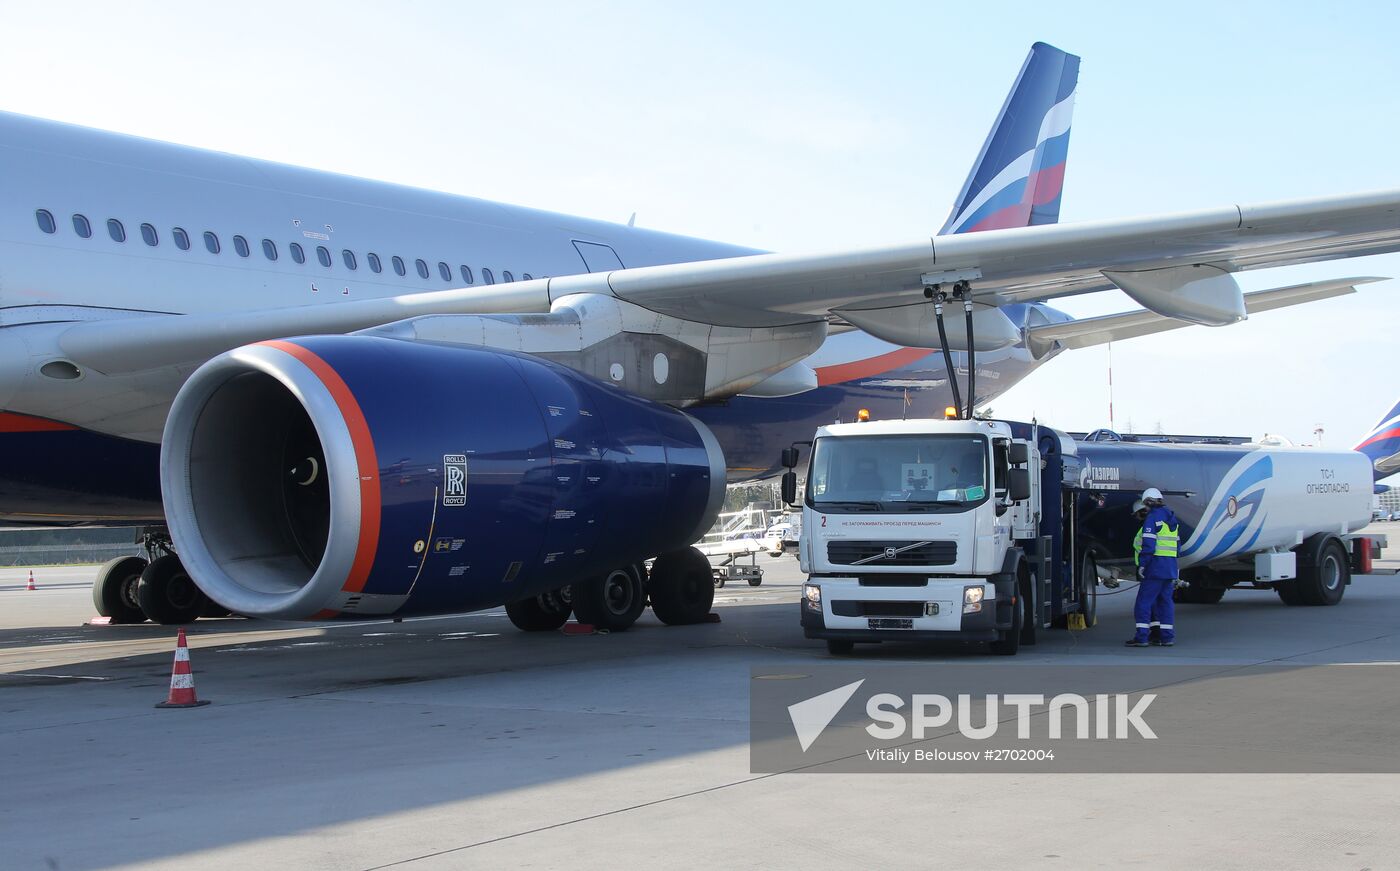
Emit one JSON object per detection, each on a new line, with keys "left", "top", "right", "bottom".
{"left": 505, "top": 589, "right": 573, "bottom": 631}
{"left": 649, "top": 546, "right": 715, "bottom": 626}
{"left": 572, "top": 565, "right": 647, "bottom": 631}
{"left": 92, "top": 556, "right": 148, "bottom": 624}
{"left": 136, "top": 554, "right": 209, "bottom": 625}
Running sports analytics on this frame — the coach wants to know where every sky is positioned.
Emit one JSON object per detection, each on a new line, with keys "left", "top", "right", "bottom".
{"left": 1, "top": 1, "right": 1397, "bottom": 448}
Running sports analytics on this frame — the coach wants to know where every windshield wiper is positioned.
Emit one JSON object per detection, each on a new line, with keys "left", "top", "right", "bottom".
{"left": 908, "top": 498, "right": 966, "bottom": 507}
{"left": 816, "top": 500, "right": 882, "bottom": 511}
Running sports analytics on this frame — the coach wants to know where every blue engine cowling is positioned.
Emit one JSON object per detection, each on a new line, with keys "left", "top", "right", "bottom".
{"left": 160, "top": 336, "right": 725, "bottom": 620}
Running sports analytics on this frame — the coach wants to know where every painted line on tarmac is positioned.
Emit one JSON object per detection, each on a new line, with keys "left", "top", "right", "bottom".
{"left": 10, "top": 672, "right": 110, "bottom": 681}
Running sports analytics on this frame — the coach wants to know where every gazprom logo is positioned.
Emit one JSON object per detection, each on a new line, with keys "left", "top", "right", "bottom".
{"left": 443, "top": 454, "right": 467, "bottom": 506}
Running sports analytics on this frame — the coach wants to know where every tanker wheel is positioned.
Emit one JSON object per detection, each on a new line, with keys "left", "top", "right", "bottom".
{"left": 649, "top": 546, "right": 715, "bottom": 625}
{"left": 92, "top": 556, "right": 148, "bottom": 624}
{"left": 505, "top": 590, "right": 572, "bottom": 631}
{"left": 1079, "top": 551, "right": 1099, "bottom": 628}
{"left": 136, "top": 554, "right": 208, "bottom": 625}
{"left": 1280, "top": 540, "right": 1348, "bottom": 606}
{"left": 1174, "top": 585, "right": 1226, "bottom": 604}
{"left": 572, "top": 565, "right": 647, "bottom": 631}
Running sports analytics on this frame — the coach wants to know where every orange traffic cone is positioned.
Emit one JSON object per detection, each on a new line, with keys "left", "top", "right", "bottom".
{"left": 26, "top": 570, "right": 35, "bottom": 591}
{"left": 156, "top": 628, "right": 210, "bottom": 708}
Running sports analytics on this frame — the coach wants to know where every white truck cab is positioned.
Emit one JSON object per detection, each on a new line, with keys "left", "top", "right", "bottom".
{"left": 787, "top": 418, "right": 1041, "bottom": 655}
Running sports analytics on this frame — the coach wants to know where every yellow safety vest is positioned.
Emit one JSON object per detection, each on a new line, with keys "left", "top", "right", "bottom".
{"left": 1151, "top": 520, "right": 1180, "bottom": 558}
{"left": 1133, "top": 528, "right": 1142, "bottom": 566}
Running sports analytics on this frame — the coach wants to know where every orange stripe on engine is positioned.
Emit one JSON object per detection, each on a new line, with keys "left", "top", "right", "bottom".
{"left": 0, "top": 412, "right": 79, "bottom": 433}
{"left": 311, "top": 609, "right": 340, "bottom": 620}
{"left": 814, "top": 347, "right": 933, "bottom": 386}
{"left": 259, "top": 340, "right": 381, "bottom": 596}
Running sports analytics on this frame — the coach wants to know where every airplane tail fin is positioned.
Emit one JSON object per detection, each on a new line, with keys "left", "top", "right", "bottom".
{"left": 939, "top": 42, "right": 1080, "bottom": 235}
{"left": 1356, "top": 398, "right": 1400, "bottom": 481}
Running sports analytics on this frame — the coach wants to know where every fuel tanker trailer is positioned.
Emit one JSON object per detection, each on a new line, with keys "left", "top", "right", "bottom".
{"left": 784, "top": 417, "right": 1377, "bottom": 655}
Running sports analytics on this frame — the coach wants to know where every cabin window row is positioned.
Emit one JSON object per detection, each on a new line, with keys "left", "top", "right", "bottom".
{"left": 34, "top": 208, "right": 535, "bottom": 285}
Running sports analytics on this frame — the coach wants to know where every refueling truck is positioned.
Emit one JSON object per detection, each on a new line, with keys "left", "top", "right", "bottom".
{"left": 781, "top": 417, "right": 1380, "bottom": 655}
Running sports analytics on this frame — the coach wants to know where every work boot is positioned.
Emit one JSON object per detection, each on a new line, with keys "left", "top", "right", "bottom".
{"left": 1124, "top": 639, "right": 1149, "bottom": 648}
{"left": 1152, "top": 639, "right": 1175, "bottom": 647}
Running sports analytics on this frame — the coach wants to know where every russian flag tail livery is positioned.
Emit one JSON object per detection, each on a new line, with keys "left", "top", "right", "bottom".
{"left": 939, "top": 42, "right": 1080, "bottom": 236}
{"left": 1356, "top": 397, "right": 1400, "bottom": 481}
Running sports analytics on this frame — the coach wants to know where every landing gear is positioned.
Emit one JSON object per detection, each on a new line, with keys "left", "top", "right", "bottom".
{"left": 92, "top": 555, "right": 148, "bottom": 624}
{"left": 137, "top": 554, "right": 209, "bottom": 625}
{"left": 572, "top": 564, "right": 647, "bottom": 631}
{"left": 649, "top": 546, "right": 715, "bottom": 625}
{"left": 505, "top": 588, "right": 573, "bottom": 631}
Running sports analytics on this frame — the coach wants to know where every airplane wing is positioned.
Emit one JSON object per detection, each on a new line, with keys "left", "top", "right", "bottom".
{"left": 1022, "top": 276, "right": 1377, "bottom": 355}
{"left": 57, "top": 187, "right": 1400, "bottom": 375}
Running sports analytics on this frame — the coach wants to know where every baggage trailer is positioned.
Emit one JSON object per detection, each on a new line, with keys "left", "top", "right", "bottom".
{"left": 781, "top": 417, "right": 1378, "bottom": 655}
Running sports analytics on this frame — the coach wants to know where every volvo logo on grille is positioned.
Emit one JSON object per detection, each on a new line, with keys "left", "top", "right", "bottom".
{"left": 883, "top": 546, "right": 898, "bottom": 560}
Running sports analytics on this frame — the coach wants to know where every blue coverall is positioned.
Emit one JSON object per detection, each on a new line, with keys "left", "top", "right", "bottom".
{"left": 1133, "top": 505, "right": 1180, "bottom": 644}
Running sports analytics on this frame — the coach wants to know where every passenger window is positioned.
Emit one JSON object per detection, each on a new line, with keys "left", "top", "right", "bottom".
{"left": 522, "top": 273, "right": 533, "bottom": 281}
{"left": 367, "top": 252, "right": 382, "bottom": 273}
{"left": 72, "top": 214, "right": 92, "bottom": 238}
{"left": 262, "top": 239, "right": 278, "bottom": 261}
{"left": 108, "top": 219, "right": 126, "bottom": 243}
{"left": 140, "top": 223, "right": 159, "bottom": 246}
{"left": 173, "top": 227, "right": 191, "bottom": 250}
{"left": 482, "top": 268, "right": 495, "bottom": 285}
{"left": 415, "top": 258, "right": 429, "bottom": 279}
{"left": 502, "top": 270, "right": 514, "bottom": 283}
{"left": 233, "top": 235, "right": 250, "bottom": 257}
{"left": 438, "top": 261, "right": 451, "bottom": 282}
{"left": 36, "top": 209, "right": 56, "bottom": 234}
{"left": 392, "top": 255, "right": 406, "bottom": 276}
{"left": 342, "top": 249, "right": 357, "bottom": 270}
{"left": 316, "top": 246, "right": 332, "bottom": 268}
{"left": 290, "top": 242, "right": 305, "bottom": 264}
{"left": 459, "top": 265, "right": 474, "bottom": 284}
{"left": 203, "top": 231, "right": 220, "bottom": 254}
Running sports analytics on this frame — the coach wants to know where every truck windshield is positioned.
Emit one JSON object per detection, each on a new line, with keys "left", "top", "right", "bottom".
{"left": 806, "top": 434, "right": 990, "bottom": 512}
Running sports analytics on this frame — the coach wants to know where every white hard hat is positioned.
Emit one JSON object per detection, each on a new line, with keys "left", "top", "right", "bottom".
{"left": 1132, "top": 500, "right": 1146, "bottom": 513}
{"left": 1141, "top": 487, "right": 1164, "bottom": 503}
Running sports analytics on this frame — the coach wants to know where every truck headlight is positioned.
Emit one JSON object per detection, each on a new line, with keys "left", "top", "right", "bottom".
{"left": 963, "top": 585, "right": 984, "bottom": 614}
{"left": 803, "top": 584, "right": 821, "bottom": 609}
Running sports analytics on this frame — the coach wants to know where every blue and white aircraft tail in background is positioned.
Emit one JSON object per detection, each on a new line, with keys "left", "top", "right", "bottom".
{"left": 1357, "top": 398, "right": 1400, "bottom": 483}
{"left": 0, "top": 42, "right": 1396, "bottom": 629}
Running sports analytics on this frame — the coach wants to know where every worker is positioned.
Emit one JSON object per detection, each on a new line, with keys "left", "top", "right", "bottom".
{"left": 1129, "top": 500, "right": 1162, "bottom": 644}
{"left": 1125, "top": 487, "right": 1179, "bottom": 647}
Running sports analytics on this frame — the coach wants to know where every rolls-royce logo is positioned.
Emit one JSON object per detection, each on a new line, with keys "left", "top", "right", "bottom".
{"left": 883, "top": 546, "right": 898, "bottom": 560}
{"left": 443, "top": 454, "right": 467, "bottom": 506}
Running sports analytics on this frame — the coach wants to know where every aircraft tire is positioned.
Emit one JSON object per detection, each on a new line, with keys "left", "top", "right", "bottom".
{"left": 93, "top": 556, "right": 148, "bottom": 624}
{"left": 136, "top": 554, "right": 209, "bottom": 625}
{"left": 505, "top": 591, "right": 572, "bottom": 631}
{"left": 572, "top": 565, "right": 647, "bottom": 631}
{"left": 649, "top": 547, "right": 715, "bottom": 625}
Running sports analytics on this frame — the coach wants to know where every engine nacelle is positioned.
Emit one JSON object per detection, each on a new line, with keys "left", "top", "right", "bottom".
{"left": 160, "top": 336, "right": 725, "bottom": 620}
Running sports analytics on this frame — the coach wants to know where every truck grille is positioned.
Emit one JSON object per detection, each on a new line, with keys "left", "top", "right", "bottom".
{"left": 831, "top": 601, "right": 925, "bottom": 618}
{"left": 827, "top": 540, "right": 957, "bottom": 566}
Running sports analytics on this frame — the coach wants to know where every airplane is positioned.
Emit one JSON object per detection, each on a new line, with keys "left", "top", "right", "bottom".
{"left": 1357, "top": 397, "right": 1400, "bottom": 483}
{"left": 0, "top": 42, "right": 1396, "bottom": 633}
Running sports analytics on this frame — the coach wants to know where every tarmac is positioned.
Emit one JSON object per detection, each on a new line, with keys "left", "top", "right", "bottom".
{"left": 2, "top": 526, "right": 1399, "bottom": 870}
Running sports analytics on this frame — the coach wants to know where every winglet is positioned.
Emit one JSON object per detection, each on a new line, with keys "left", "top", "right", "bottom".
{"left": 940, "top": 42, "right": 1081, "bottom": 235}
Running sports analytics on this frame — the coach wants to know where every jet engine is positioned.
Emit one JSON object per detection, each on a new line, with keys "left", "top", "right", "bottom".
{"left": 160, "top": 336, "right": 725, "bottom": 620}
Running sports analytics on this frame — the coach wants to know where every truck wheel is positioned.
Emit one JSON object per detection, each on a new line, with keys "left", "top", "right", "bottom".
{"left": 1174, "top": 585, "right": 1226, "bottom": 604}
{"left": 1079, "top": 552, "right": 1099, "bottom": 627}
{"left": 649, "top": 547, "right": 715, "bottom": 625}
{"left": 1286, "top": 540, "right": 1349, "bottom": 606}
{"left": 92, "top": 556, "right": 148, "bottom": 624}
{"left": 826, "top": 639, "right": 855, "bottom": 656}
{"left": 505, "top": 591, "right": 572, "bottom": 631}
{"left": 572, "top": 565, "right": 647, "bottom": 631}
{"left": 990, "top": 587, "right": 1024, "bottom": 656}
{"left": 1016, "top": 564, "right": 1037, "bottom": 646}
{"left": 136, "top": 554, "right": 208, "bottom": 625}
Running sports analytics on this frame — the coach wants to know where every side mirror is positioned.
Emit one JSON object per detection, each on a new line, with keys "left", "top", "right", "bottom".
{"left": 1008, "top": 468, "right": 1031, "bottom": 502}
{"left": 781, "top": 471, "right": 798, "bottom": 506}
{"left": 1008, "top": 442, "right": 1029, "bottom": 466}
{"left": 780, "top": 447, "right": 799, "bottom": 469}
